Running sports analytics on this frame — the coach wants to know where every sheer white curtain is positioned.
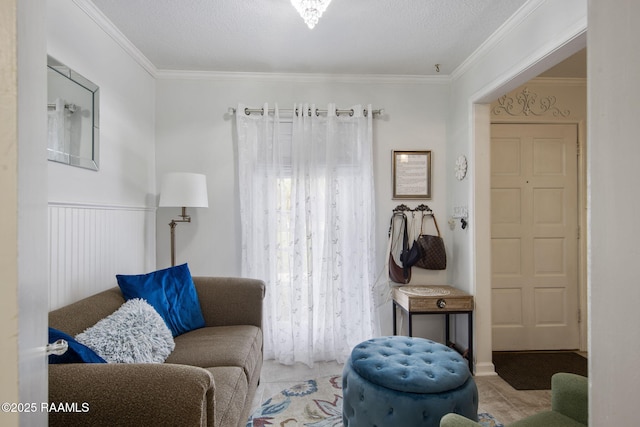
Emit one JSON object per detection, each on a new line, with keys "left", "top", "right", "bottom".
{"left": 236, "top": 103, "right": 378, "bottom": 366}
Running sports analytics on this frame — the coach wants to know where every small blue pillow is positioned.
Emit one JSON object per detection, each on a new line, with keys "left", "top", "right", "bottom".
{"left": 48, "top": 327, "right": 106, "bottom": 364}
{"left": 116, "top": 263, "right": 205, "bottom": 337}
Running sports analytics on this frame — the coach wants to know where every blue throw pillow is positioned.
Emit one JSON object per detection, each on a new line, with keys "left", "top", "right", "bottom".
{"left": 116, "top": 263, "right": 205, "bottom": 337}
{"left": 48, "top": 327, "right": 106, "bottom": 364}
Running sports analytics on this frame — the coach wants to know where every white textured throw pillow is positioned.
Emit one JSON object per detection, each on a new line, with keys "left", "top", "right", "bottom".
{"left": 76, "top": 298, "right": 175, "bottom": 363}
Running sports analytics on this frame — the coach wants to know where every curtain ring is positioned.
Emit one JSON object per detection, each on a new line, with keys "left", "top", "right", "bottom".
{"left": 349, "top": 109, "right": 354, "bottom": 117}
{"left": 261, "top": 107, "right": 265, "bottom": 116}
{"left": 307, "top": 107, "right": 312, "bottom": 117}
{"left": 244, "top": 107, "right": 250, "bottom": 116}
{"left": 316, "top": 108, "right": 320, "bottom": 117}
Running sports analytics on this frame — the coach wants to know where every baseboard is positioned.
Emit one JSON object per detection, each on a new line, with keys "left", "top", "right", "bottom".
{"left": 474, "top": 361, "right": 497, "bottom": 377}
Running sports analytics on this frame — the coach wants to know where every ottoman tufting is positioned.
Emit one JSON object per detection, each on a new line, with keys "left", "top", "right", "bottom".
{"left": 342, "top": 336, "right": 478, "bottom": 427}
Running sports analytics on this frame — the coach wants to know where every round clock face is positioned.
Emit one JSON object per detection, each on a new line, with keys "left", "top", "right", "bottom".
{"left": 455, "top": 155, "right": 467, "bottom": 180}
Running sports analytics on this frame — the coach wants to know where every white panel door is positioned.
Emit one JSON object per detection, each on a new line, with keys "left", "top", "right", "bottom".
{"left": 491, "top": 124, "right": 579, "bottom": 351}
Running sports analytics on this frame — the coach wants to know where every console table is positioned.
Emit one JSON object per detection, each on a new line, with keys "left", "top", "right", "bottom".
{"left": 392, "top": 285, "right": 474, "bottom": 372}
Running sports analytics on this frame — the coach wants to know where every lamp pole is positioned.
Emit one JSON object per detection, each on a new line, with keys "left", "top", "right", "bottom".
{"left": 169, "top": 207, "right": 191, "bottom": 266}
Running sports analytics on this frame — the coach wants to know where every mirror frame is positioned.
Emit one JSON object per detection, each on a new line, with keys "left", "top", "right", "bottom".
{"left": 47, "top": 55, "right": 100, "bottom": 171}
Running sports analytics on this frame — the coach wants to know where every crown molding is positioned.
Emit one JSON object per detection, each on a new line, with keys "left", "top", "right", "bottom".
{"left": 155, "top": 69, "right": 451, "bottom": 85}
{"left": 451, "top": 0, "right": 546, "bottom": 81}
{"left": 73, "top": 0, "right": 158, "bottom": 78}
{"left": 452, "top": 0, "right": 587, "bottom": 84}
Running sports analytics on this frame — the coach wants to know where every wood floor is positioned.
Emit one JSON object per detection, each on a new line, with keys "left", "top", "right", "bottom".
{"left": 251, "top": 359, "right": 553, "bottom": 425}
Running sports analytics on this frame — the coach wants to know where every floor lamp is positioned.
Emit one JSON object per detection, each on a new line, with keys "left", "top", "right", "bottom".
{"left": 158, "top": 172, "right": 209, "bottom": 266}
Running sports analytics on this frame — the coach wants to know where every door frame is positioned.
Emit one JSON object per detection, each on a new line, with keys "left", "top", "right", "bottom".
{"left": 489, "top": 120, "right": 587, "bottom": 351}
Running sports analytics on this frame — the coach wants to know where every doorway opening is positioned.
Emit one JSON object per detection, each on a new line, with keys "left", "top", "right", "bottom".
{"left": 470, "top": 40, "right": 587, "bottom": 376}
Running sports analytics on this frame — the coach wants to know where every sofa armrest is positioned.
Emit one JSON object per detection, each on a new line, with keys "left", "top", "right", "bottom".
{"left": 551, "top": 372, "right": 588, "bottom": 425}
{"left": 439, "top": 413, "right": 482, "bottom": 427}
{"left": 193, "top": 276, "right": 265, "bottom": 328}
{"left": 49, "top": 363, "right": 214, "bottom": 427}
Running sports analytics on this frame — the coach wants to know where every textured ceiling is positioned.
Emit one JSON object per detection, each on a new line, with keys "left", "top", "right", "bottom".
{"left": 90, "top": 0, "right": 530, "bottom": 75}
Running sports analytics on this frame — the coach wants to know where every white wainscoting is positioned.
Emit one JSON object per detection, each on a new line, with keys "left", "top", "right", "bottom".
{"left": 48, "top": 202, "right": 156, "bottom": 310}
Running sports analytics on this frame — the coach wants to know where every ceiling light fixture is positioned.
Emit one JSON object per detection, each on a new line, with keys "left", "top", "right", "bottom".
{"left": 291, "top": 0, "right": 333, "bottom": 29}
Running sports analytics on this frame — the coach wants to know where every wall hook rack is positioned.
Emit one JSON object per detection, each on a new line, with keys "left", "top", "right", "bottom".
{"left": 451, "top": 206, "right": 469, "bottom": 230}
{"left": 392, "top": 204, "right": 433, "bottom": 216}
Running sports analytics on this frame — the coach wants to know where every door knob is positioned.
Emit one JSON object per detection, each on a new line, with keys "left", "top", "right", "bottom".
{"left": 437, "top": 299, "right": 446, "bottom": 309}
{"left": 46, "top": 339, "right": 68, "bottom": 356}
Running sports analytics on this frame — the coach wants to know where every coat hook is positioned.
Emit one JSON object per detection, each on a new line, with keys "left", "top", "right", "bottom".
{"left": 460, "top": 218, "right": 468, "bottom": 229}
{"left": 435, "top": 64, "right": 440, "bottom": 73}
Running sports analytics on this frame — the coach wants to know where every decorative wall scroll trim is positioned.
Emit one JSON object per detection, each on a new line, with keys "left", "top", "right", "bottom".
{"left": 492, "top": 87, "right": 570, "bottom": 118}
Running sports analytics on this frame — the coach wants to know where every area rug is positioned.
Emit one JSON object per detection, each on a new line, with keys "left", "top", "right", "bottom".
{"left": 493, "top": 351, "right": 588, "bottom": 390}
{"left": 247, "top": 375, "right": 502, "bottom": 427}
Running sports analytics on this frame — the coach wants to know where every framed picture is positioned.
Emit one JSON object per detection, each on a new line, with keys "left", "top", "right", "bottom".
{"left": 392, "top": 150, "right": 432, "bottom": 199}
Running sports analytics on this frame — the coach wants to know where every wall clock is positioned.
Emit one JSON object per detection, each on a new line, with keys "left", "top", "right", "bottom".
{"left": 455, "top": 155, "right": 468, "bottom": 180}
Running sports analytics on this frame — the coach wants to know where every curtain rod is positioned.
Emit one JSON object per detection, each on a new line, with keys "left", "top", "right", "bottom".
{"left": 229, "top": 106, "right": 384, "bottom": 118}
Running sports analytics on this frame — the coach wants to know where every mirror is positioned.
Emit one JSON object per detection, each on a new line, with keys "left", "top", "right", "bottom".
{"left": 47, "top": 55, "right": 100, "bottom": 171}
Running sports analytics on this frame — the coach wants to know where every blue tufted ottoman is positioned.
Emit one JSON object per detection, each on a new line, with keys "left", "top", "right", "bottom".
{"left": 342, "top": 336, "right": 478, "bottom": 427}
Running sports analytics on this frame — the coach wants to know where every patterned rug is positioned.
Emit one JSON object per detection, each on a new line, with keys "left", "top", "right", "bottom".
{"left": 247, "top": 375, "right": 503, "bottom": 427}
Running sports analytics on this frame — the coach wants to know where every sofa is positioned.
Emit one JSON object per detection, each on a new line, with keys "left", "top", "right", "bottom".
{"left": 48, "top": 276, "right": 265, "bottom": 427}
{"left": 440, "top": 372, "right": 588, "bottom": 427}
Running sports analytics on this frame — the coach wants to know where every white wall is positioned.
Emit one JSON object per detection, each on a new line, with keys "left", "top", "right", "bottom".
{"left": 588, "top": 1, "right": 640, "bottom": 425}
{"left": 47, "top": 1, "right": 156, "bottom": 206}
{"left": 155, "top": 73, "right": 452, "bottom": 337}
{"left": 46, "top": 0, "right": 157, "bottom": 308}
{"left": 448, "top": 0, "right": 587, "bottom": 375}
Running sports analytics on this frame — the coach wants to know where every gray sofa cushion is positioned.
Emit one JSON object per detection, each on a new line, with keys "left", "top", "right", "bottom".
{"left": 206, "top": 366, "right": 248, "bottom": 427}
{"left": 50, "top": 287, "right": 125, "bottom": 336}
{"left": 166, "top": 325, "right": 262, "bottom": 378}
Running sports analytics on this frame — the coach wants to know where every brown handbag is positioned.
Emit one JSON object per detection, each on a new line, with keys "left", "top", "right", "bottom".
{"left": 389, "top": 253, "right": 410, "bottom": 284}
{"left": 388, "top": 213, "right": 411, "bottom": 284}
{"left": 414, "top": 213, "right": 447, "bottom": 270}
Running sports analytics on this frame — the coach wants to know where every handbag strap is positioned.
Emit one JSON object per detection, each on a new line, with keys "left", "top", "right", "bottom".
{"left": 420, "top": 212, "right": 442, "bottom": 237}
{"left": 398, "top": 214, "right": 410, "bottom": 278}
{"left": 389, "top": 212, "right": 409, "bottom": 251}
{"left": 389, "top": 213, "right": 410, "bottom": 281}
{"left": 432, "top": 214, "right": 441, "bottom": 237}
{"left": 402, "top": 214, "right": 409, "bottom": 252}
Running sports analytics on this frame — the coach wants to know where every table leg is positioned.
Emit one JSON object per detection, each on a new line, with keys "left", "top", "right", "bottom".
{"left": 392, "top": 301, "right": 397, "bottom": 335}
{"left": 445, "top": 314, "right": 451, "bottom": 345}
{"left": 468, "top": 311, "right": 474, "bottom": 373}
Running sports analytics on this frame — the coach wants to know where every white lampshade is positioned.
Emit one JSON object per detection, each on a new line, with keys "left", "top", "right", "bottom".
{"left": 159, "top": 173, "right": 209, "bottom": 208}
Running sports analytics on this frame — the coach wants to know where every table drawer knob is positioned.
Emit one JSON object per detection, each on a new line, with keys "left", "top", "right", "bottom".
{"left": 437, "top": 298, "right": 446, "bottom": 309}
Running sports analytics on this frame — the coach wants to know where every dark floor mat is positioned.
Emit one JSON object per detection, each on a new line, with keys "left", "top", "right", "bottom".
{"left": 492, "top": 351, "right": 587, "bottom": 390}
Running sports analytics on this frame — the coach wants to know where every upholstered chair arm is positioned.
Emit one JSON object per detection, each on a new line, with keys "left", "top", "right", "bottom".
{"left": 192, "top": 276, "right": 265, "bottom": 328}
{"left": 551, "top": 372, "right": 588, "bottom": 425}
{"left": 440, "top": 413, "right": 482, "bottom": 427}
{"left": 49, "top": 363, "right": 214, "bottom": 427}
